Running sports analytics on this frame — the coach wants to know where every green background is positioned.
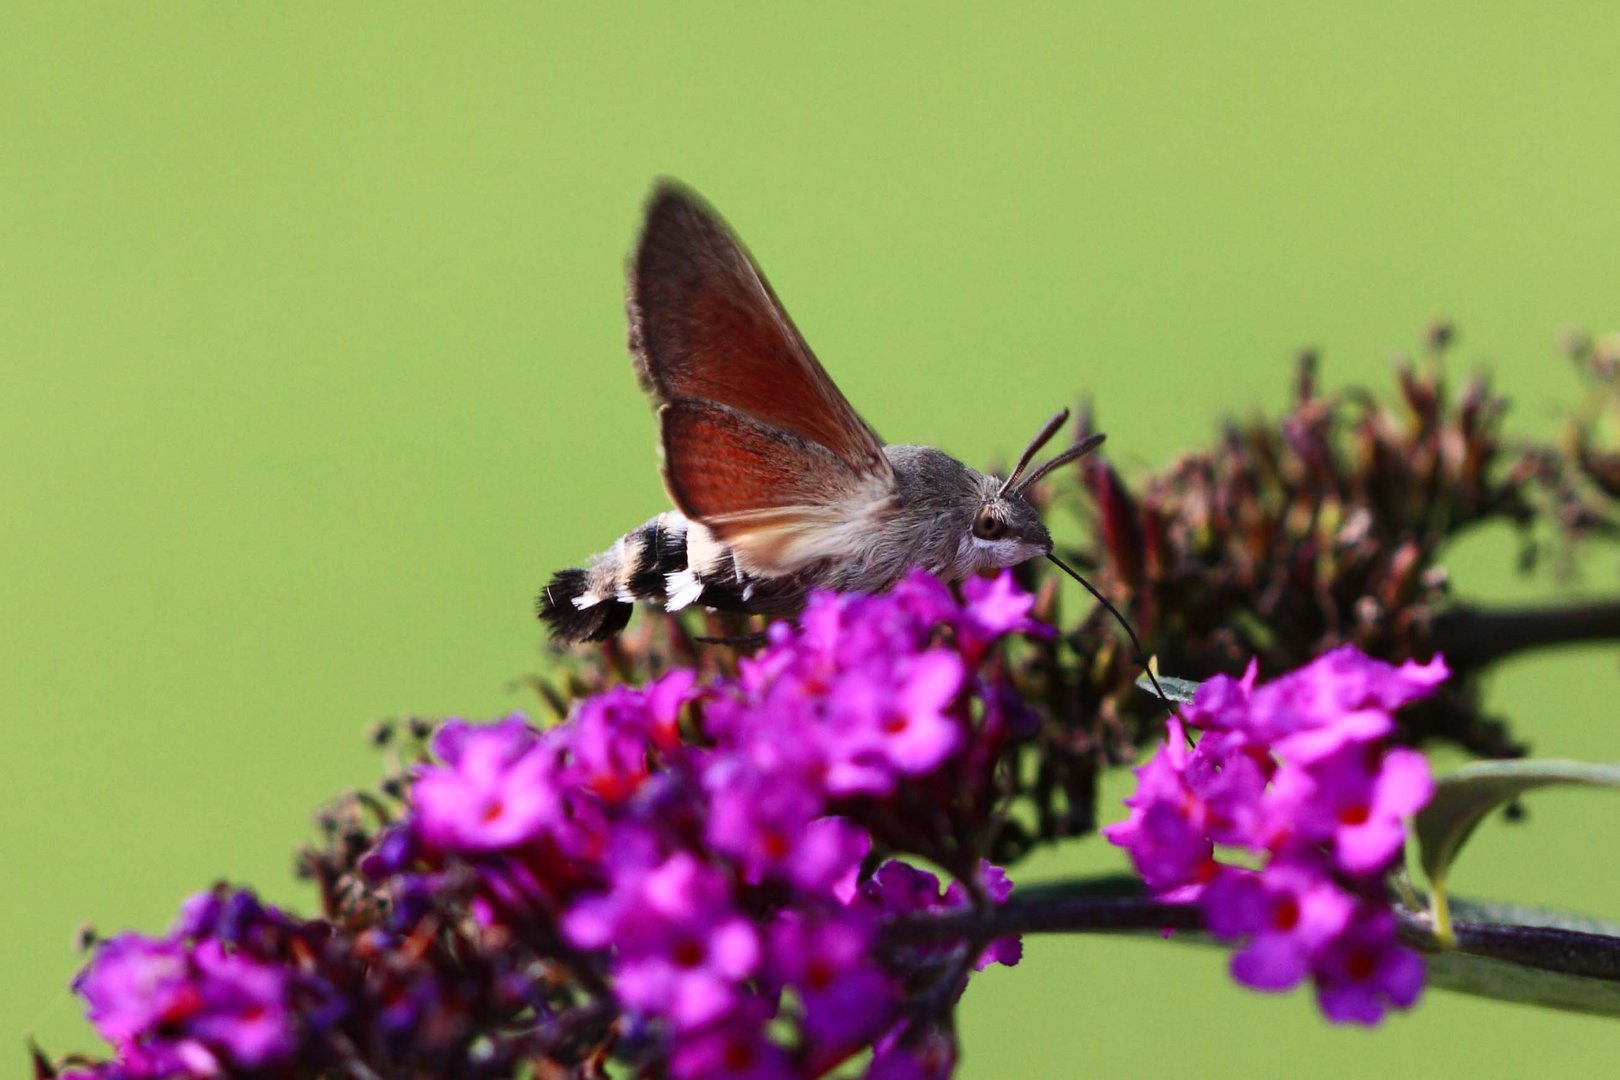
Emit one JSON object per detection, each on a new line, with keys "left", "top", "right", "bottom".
{"left": 7, "top": 5, "right": 1620, "bottom": 1075}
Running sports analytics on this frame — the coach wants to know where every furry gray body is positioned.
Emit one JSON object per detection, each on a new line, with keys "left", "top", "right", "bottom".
{"left": 538, "top": 445, "right": 1052, "bottom": 641}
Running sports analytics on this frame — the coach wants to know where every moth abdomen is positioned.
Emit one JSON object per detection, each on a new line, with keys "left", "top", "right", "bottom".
{"left": 538, "top": 509, "right": 816, "bottom": 642}
{"left": 538, "top": 513, "right": 689, "bottom": 643}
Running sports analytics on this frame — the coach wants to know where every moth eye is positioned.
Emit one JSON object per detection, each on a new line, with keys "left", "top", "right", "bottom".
{"left": 973, "top": 509, "right": 1008, "bottom": 540}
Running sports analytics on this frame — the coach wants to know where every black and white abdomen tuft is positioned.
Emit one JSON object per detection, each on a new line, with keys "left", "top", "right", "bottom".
{"left": 536, "top": 565, "right": 633, "bottom": 642}
{"left": 537, "top": 512, "right": 798, "bottom": 643}
{"left": 537, "top": 512, "right": 680, "bottom": 642}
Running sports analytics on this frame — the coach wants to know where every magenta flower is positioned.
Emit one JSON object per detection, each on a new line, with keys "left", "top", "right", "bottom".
{"left": 566, "top": 850, "right": 762, "bottom": 1030}
{"left": 568, "top": 679, "right": 682, "bottom": 801}
{"left": 642, "top": 667, "right": 698, "bottom": 746}
{"left": 1270, "top": 741, "right": 1435, "bottom": 875}
{"left": 1183, "top": 729, "right": 1273, "bottom": 849}
{"left": 184, "top": 943, "right": 296, "bottom": 1066}
{"left": 1106, "top": 799, "right": 1215, "bottom": 899}
{"left": 825, "top": 649, "right": 965, "bottom": 794}
{"left": 704, "top": 760, "right": 823, "bottom": 881}
{"left": 1101, "top": 720, "right": 1218, "bottom": 897}
{"left": 1200, "top": 646, "right": 1448, "bottom": 744}
{"left": 1313, "top": 908, "right": 1426, "bottom": 1024}
{"left": 705, "top": 759, "right": 872, "bottom": 896}
{"left": 76, "top": 936, "right": 195, "bottom": 1046}
{"left": 960, "top": 570, "right": 1039, "bottom": 635}
{"left": 767, "top": 912, "right": 898, "bottom": 1054}
{"left": 412, "top": 718, "right": 560, "bottom": 851}
{"left": 784, "top": 816, "right": 871, "bottom": 899}
{"left": 863, "top": 858, "right": 955, "bottom": 917}
{"left": 1202, "top": 862, "right": 1355, "bottom": 991}
{"left": 668, "top": 1005, "right": 792, "bottom": 1080}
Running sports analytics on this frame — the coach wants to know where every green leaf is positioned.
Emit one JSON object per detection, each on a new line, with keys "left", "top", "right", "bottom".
{"left": 1424, "top": 948, "right": 1620, "bottom": 1018}
{"left": 1416, "top": 759, "right": 1620, "bottom": 886}
{"left": 1135, "top": 673, "right": 1201, "bottom": 704}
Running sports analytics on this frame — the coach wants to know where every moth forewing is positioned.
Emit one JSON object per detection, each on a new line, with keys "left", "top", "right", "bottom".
{"left": 630, "top": 183, "right": 894, "bottom": 483}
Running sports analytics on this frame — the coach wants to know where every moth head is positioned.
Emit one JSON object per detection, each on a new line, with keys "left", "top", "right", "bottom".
{"left": 967, "top": 408, "right": 1107, "bottom": 567}
{"left": 966, "top": 484, "right": 1053, "bottom": 566}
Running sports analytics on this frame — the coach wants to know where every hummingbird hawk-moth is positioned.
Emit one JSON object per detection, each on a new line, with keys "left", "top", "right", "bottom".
{"left": 538, "top": 182, "right": 1104, "bottom": 644}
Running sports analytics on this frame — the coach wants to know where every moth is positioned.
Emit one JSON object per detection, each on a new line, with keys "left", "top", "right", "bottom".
{"left": 538, "top": 182, "right": 1104, "bottom": 644}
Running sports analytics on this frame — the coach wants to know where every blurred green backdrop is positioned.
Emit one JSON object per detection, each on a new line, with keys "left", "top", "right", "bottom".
{"left": 6, "top": 4, "right": 1620, "bottom": 1075}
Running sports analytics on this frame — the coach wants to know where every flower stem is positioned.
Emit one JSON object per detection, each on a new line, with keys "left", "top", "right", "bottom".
{"left": 888, "top": 878, "right": 1620, "bottom": 986}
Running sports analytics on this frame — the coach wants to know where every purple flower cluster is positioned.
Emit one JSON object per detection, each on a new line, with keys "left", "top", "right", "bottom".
{"left": 68, "top": 892, "right": 302, "bottom": 1077}
{"left": 395, "top": 570, "right": 1033, "bottom": 1077}
{"left": 67, "top": 571, "right": 1037, "bottom": 1078}
{"left": 1105, "top": 645, "right": 1447, "bottom": 1024}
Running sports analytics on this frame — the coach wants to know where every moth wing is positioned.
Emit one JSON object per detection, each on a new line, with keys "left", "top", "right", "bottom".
{"left": 660, "top": 400, "right": 895, "bottom": 575}
{"left": 629, "top": 182, "right": 894, "bottom": 486}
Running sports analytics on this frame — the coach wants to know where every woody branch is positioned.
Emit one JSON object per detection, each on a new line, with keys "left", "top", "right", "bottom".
{"left": 1431, "top": 597, "right": 1620, "bottom": 670}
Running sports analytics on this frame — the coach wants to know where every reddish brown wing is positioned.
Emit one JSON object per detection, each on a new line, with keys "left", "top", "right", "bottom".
{"left": 661, "top": 400, "right": 854, "bottom": 517}
{"left": 629, "top": 182, "right": 893, "bottom": 483}
{"left": 628, "top": 182, "right": 898, "bottom": 574}
{"left": 661, "top": 399, "right": 895, "bottom": 573}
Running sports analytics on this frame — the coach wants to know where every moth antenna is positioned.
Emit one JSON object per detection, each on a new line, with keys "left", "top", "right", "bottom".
{"left": 998, "top": 408, "right": 1071, "bottom": 497}
{"left": 1015, "top": 432, "right": 1108, "bottom": 494}
{"left": 1045, "top": 551, "right": 1177, "bottom": 713}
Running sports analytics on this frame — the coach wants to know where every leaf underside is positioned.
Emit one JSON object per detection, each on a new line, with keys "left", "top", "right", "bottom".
{"left": 1414, "top": 759, "right": 1620, "bottom": 884}
{"left": 1135, "top": 673, "right": 1201, "bottom": 704}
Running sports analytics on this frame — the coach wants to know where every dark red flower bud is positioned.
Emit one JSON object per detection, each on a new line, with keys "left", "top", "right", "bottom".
{"left": 1084, "top": 457, "right": 1144, "bottom": 590}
